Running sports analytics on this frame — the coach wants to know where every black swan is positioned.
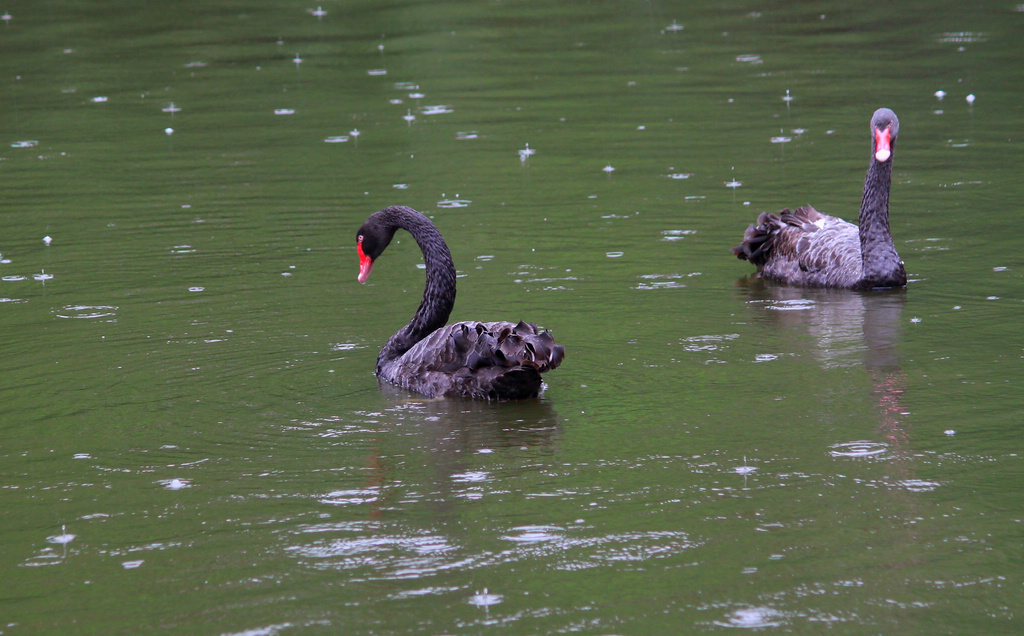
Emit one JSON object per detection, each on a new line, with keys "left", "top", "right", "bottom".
{"left": 732, "top": 108, "right": 907, "bottom": 289}
{"left": 356, "top": 205, "right": 564, "bottom": 400}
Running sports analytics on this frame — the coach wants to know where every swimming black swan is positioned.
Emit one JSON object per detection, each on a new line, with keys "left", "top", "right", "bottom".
{"left": 356, "top": 205, "right": 564, "bottom": 400}
{"left": 732, "top": 108, "right": 907, "bottom": 289}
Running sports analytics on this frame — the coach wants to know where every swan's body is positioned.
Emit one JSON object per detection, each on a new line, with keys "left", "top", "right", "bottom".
{"left": 733, "top": 108, "right": 906, "bottom": 290}
{"left": 356, "top": 205, "right": 563, "bottom": 400}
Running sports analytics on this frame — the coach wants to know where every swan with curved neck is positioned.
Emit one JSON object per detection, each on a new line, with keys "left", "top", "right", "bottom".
{"left": 733, "top": 108, "right": 907, "bottom": 289}
{"left": 356, "top": 205, "right": 564, "bottom": 400}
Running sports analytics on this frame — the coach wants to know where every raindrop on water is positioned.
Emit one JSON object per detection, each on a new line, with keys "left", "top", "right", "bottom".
{"left": 47, "top": 525, "right": 75, "bottom": 545}
{"left": 468, "top": 588, "right": 502, "bottom": 607}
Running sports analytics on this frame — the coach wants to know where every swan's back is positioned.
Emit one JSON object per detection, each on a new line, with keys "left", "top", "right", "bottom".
{"left": 378, "top": 320, "right": 564, "bottom": 400}
{"left": 733, "top": 206, "right": 864, "bottom": 288}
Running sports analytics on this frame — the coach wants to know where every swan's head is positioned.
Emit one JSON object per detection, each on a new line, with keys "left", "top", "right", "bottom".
{"left": 871, "top": 108, "right": 899, "bottom": 163}
{"left": 356, "top": 219, "right": 394, "bottom": 284}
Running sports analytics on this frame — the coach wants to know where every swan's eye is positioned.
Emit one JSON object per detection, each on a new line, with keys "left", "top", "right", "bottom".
{"left": 357, "top": 234, "right": 364, "bottom": 244}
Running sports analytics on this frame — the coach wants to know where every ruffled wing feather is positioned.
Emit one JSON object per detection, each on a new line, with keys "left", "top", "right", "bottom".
{"left": 379, "top": 320, "right": 564, "bottom": 400}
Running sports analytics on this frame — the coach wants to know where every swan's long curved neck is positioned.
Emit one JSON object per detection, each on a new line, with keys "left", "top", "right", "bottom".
{"left": 376, "top": 209, "right": 456, "bottom": 368}
{"left": 858, "top": 158, "right": 904, "bottom": 287}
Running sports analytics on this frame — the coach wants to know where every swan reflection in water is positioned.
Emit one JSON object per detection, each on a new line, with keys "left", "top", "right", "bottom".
{"left": 353, "top": 387, "right": 561, "bottom": 518}
{"left": 376, "top": 383, "right": 562, "bottom": 452}
{"left": 738, "top": 280, "right": 909, "bottom": 452}
{"left": 735, "top": 281, "right": 949, "bottom": 597}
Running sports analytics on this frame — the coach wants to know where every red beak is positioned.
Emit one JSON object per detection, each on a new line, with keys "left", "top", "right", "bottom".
{"left": 360, "top": 240, "right": 376, "bottom": 282}
{"left": 357, "top": 240, "right": 373, "bottom": 283}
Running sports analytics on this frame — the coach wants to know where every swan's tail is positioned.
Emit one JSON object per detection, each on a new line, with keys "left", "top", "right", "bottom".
{"left": 449, "top": 320, "right": 564, "bottom": 400}
{"left": 733, "top": 207, "right": 822, "bottom": 268}
{"left": 497, "top": 320, "right": 565, "bottom": 372}
{"left": 733, "top": 212, "right": 779, "bottom": 267}
{"left": 491, "top": 367, "right": 545, "bottom": 400}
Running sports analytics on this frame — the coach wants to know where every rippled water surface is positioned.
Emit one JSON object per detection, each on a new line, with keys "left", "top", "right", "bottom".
{"left": 2, "top": 0, "right": 1022, "bottom": 632}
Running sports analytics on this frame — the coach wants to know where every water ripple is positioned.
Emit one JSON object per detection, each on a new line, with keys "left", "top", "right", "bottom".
{"left": 634, "top": 274, "right": 687, "bottom": 290}
{"left": 678, "top": 333, "right": 740, "bottom": 352}
{"left": 712, "top": 605, "right": 785, "bottom": 628}
{"left": 661, "top": 229, "right": 696, "bottom": 241}
{"left": 55, "top": 304, "right": 118, "bottom": 320}
{"left": 320, "top": 488, "right": 380, "bottom": 506}
{"left": 829, "top": 440, "right": 889, "bottom": 458}
{"left": 421, "top": 105, "right": 453, "bottom": 115}
{"left": 750, "top": 298, "right": 816, "bottom": 311}
{"left": 899, "top": 479, "right": 942, "bottom": 492}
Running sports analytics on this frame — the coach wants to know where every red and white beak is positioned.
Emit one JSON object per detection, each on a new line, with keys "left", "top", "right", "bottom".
{"left": 874, "top": 125, "right": 892, "bottom": 162}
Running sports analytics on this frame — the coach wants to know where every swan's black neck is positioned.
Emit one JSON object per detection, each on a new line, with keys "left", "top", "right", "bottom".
{"left": 373, "top": 206, "right": 456, "bottom": 370}
{"left": 857, "top": 154, "right": 906, "bottom": 289}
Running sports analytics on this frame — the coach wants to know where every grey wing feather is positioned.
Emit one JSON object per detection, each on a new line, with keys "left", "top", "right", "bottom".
{"left": 733, "top": 206, "right": 863, "bottom": 287}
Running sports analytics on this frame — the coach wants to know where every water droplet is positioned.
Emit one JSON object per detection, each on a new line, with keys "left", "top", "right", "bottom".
{"left": 47, "top": 526, "right": 75, "bottom": 545}
{"left": 469, "top": 588, "right": 502, "bottom": 607}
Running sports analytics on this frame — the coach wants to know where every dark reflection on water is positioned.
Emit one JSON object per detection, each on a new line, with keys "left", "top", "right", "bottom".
{"left": 350, "top": 387, "right": 563, "bottom": 520}
{"left": 737, "top": 279, "right": 905, "bottom": 371}
{"left": 738, "top": 280, "right": 912, "bottom": 457}
{"left": 375, "top": 382, "right": 563, "bottom": 452}
{"left": 722, "top": 282, "right": 959, "bottom": 632}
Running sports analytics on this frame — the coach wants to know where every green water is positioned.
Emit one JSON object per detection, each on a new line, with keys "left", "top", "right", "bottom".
{"left": 2, "top": 0, "right": 1022, "bottom": 633}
